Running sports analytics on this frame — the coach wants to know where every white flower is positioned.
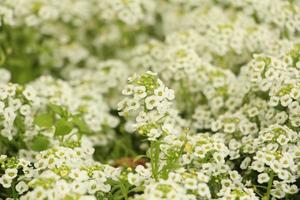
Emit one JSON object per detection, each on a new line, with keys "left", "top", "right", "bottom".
{"left": 16, "top": 181, "right": 29, "bottom": 194}
{"left": 211, "top": 120, "right": 222, "bottom": 131}
{"left": 165, "top": 88, "right": 175, "bottom": 100}
{"left": 269, "top": 96, "right": 279, "bottom": 106}
{"left": 270, "top": 160, "right": 283, "bottom": 173}
{"left": 240, "top": 157, "right": 251, "bottom": 170}
{"left": 276, "top": 134, "right": 289, "bottom": 145}
{"left": 197, "top": 183, "right": 211, "bottom": 198}
{"left": 127, "top": 99, "right": 140, "bottom": 111}
{"left": 229, "top": 171, "right": 241, "bottom": 181}
{"left": 194, "top": 146, "right": 206, "bottom": 159}
{"left": 288, "top": 185, "right": 298, "bottom": 194}
{"left": 224, "top": 123, "right": 236, "bottom": 133}
{"left": 79, "top": 195, "right": 97, "bottom": 200}
{"left": 0, "top": 175, "right": 12, "bottom": 188}
{"left": 135, "top": 165, "right": 151, "bottom": 178}
{"left": 71, "top": 180, "right": 87, "bottom": 194}
{"left": 280, "top": 94, "right": 292, "bottom": 107}
{"left": 128, "top": 172, "right": 142, "bottom": 186}
{"left": 22, "top": 86, "right": 37, "bottom": 101}
{"left": 3, "top": 107, "right": 16, "bottom": 122}
{"left": 134, "top": 86, "right": 147, "bottom": 99}
{"left": 157, "top": 101, "right": 172, "bottom": 115}
{"left": 69, "top": 169, "right": 89, "bottom": 181}
{"left": 136, "top": 111, "right": 148, "bottom": 123}
{"left": 251, "top": 161, "right": 265, "bottom": 173}
{"left": 19, "top": 105, "right": 31, "bottom": 116}
{"left": 145, "top": 95, "right": 159, "bottom": 110}
{"left": 197, "top": 172, "right": 209, "bottom": 183}
{"left": 87, "top": 180, "right": 100, "bottom": 194}
{"left": 0, "top": 69, "right": 11, "bottom": 83}
{"left": 290, "top": 88, "right": 300, "bottom": 99}
{"left": 122, "top": 85, "right": 134, "bottom": 95}
{"left": 259, "top": 79, "right": 272, "bottom": 91}
{"left": 271, "top": 189, "right": 285, "bottom": 199}
{"left": 185, "top": 178, "right": 197, "bottom": 190}
{"left": 148, "top": 128, "right": 161, "bottom": 140}
{"left": 154, "top": 86, "right": 166, "bottom": 101}
{"left": 229, "top": 139, "right": 241, "bottom": 150}
{"left": 223, "top": 178, "right": 234, "bottom": 190}
{"left": 117, "top": 98, "right": 129, "bottom": 111}
{"left": 146, "top": 71, "right": 157, "bottom": 76}
{"left": 257, "top": 173, "right": 270, "bottom": 184}
{"left": 277, "top": 169, "right": 291, "bottom": 180}
{"left": 5, "top": 168, "right": 18, "bottom": 179}
{"left": 213, "top": 152, "right": 225, "bottom": 163}
{"left": 263, "top": 153, "right": 275, "bottom": 165}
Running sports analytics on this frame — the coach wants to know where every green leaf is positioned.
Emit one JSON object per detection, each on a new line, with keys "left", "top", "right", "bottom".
{"left": 0, "top": 47, "right": 6, "bottom": 65}
{"left": 72, "top": 117, "right": 91, "bottom": 134}
{"left": 30, "top": 134, "right": 49, "bottom": 151}
{"left": 55, "top": 118, "right": 73, "bottom": 136}
{"left": 48, "top": 104, "right": 64, "bottom": 115}
{"left": 34, "top": 113, "right": 53, "bottom": 128}
{"left": 14, "top": 115, "right": 25, "bottom": 131}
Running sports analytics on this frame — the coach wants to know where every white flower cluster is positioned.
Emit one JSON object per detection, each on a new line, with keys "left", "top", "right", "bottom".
{"left": 0, "top": 145, "right": 120, "bottom": 200}
{"left": 0, "top": 0, "right": 153, "bottom": 27}
{"left": 0, "top": 83, "right": 39, "bottom": 141}
{"left": 118, "top": 71, "right": 180, "bottom": 140}
{"left": 0, "top": 0, "right": 300, "bottom": 199}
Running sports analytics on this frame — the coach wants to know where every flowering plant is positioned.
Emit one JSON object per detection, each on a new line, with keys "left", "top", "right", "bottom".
{"left": 0, "top": 0, "right": 300, "bottom": 199}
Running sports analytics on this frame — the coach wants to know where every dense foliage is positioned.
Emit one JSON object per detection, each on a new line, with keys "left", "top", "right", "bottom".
{"left": 0, "top": 0, "right": 300, "bottom": 199}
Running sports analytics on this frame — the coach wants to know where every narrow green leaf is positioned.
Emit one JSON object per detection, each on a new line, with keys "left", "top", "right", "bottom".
{"left": 14, "top": 115, "right": 25, "bottom": 131}
{"left": 0, "top": 47, "right": 6, "bottom": 65}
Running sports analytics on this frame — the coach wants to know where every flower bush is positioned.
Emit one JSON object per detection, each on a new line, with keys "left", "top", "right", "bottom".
{"left": 0, "top": 0, "right": 300, "bottom": 199}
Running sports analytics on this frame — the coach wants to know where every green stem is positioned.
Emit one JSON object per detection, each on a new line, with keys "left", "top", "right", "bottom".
{"left": 150, "top": 141, "right": 160, "bottom": 180}
{"left": 254, "top": 185, "right": 268, "bottom": 189}
{"left": 11, "top": 180, "right": 18, "bottom": 200}
{"left": 119, "top": 180, "right": 128, "bottom": 200}
{"left": 263, "top": 171, "right": 274, "bottom": 200}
